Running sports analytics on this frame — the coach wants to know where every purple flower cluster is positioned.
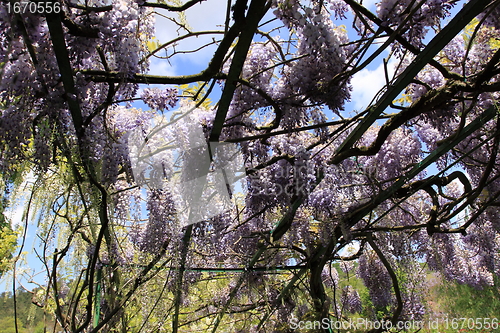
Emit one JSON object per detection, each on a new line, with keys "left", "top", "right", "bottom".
{"left": 140, "top": 87, "right": 179, "bottom": 111}
{"left": 341, "top": 286, "right": 362, "bottom": 314}
{"left": 426, "top": 231, "right": 497, "bottom": 290}
{"left": 269, "top": 0, "right": 352, "bottom": 127}
{"left": 137, "top": 189, "right": 178, "bottom": 253}
{"left": 358, "top": 250, "right": 393, "bottom": 308}
{"left": 376, "top": 0, "right": 455, "bottom": 49}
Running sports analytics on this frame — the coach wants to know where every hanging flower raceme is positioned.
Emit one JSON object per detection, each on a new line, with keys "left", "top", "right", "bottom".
{"left": 140, "top": 87, "right": 178, "bottom": 111}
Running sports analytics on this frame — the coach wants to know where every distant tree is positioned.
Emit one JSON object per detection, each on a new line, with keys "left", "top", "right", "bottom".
{"left": 0, "top": 290, "right": 48, "bottom": 333}
{"left": 1, "top": 0, "right": 500, "bottom": 332}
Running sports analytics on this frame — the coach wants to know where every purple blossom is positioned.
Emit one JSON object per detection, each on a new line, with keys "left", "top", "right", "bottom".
{"left": 341, "top": 286, "right": 362, "bottom": 314}
{"left": 376, "top": 0, "right": 455, "bottom": 50}
{"left": 358, "top": 250, "right": 393, "bottom": 308}
{"left": 140, "top": 87, "right": 178, "bottom": 111}
{"left": 138, "top": 189, "right": 178, "bottom": 253}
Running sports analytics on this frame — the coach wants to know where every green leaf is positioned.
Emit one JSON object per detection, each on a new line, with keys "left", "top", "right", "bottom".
{"left": 146, "top": 37, "right": 160, "bottom": 52}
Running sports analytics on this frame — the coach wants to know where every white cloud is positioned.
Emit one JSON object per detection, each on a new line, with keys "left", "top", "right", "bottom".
{"left": 5, "top": 205, "right": 26, "bottom": 228}
{"left": 148, "top": 57, "right": 178, "bottom": 77}
{"left": 350, "top": 59, "right": 396, "bottom": 111}
{"left": 4, "top": 172, "right": 36, "bottom": 228}
{"left": 359, "top": 0, "right": 379, "bottom": 11}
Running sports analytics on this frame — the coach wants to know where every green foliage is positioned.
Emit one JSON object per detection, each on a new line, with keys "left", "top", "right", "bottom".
{"left": 434, "top": 279, "right": 500, "bottom": 319}
{"left": 393, "top": 93, "right": 413, "bottom": 107}
{"left": 0, "top": 289, "right": 49, "bottom": 333}
{"left": 177, "top": 82, "right": 213, "bottom": 109}
{"left": 0, "top": 184, "right": 17, "bottom": 277}
{"left": 146, "top": 37, "right": 161, "bottom": 53}
{"left": 0, "top": 317, "right": 17, "bottom": 333}
{"left": 490, "top": 37, "right": 500, "bottom": 50}
{"left": 463, "top": 17, "right": 480, "bottom": 48}
{"left": 0, "top": 225, "right": 16, "bottom": 276}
